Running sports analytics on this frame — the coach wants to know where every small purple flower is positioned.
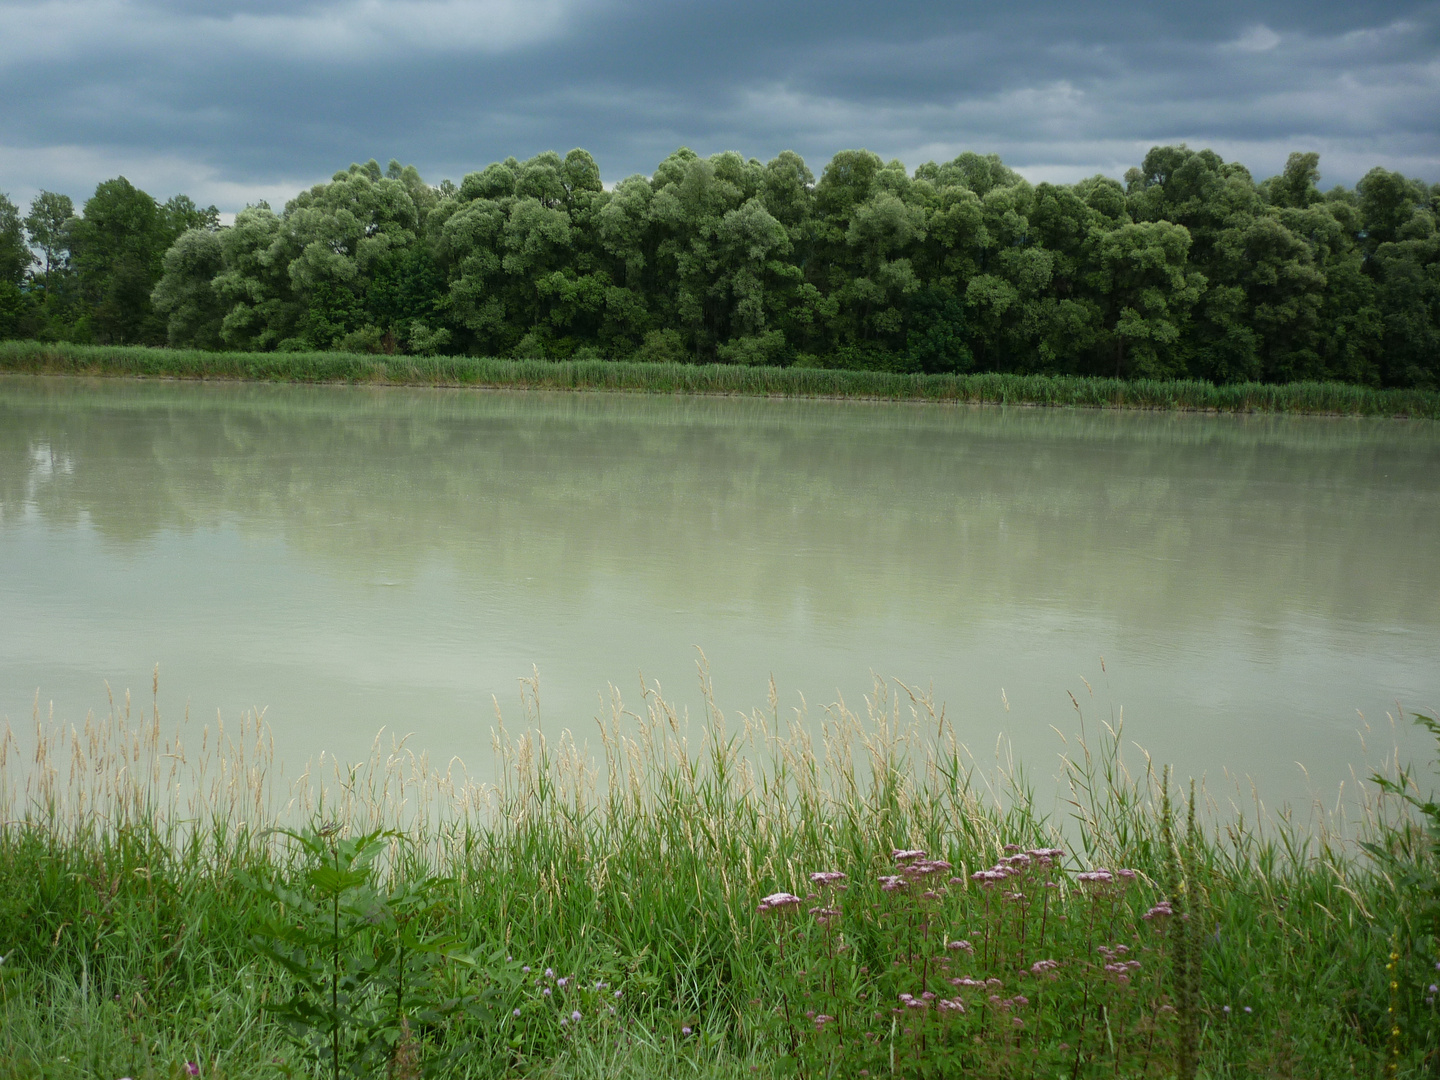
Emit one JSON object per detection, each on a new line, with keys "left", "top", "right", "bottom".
{"left": 557, "top": 976, "right": 569, "bottom": 987}
{"left": 512, "top": 1008, "right": 521, "bottom": 1017}
{"left": 543, "top": 987, "right": 552, "bottom": 997}
{"left": 892, "top": 849, "right": 927, "bottom": 863}
{"left": 681, "top": 1025, "right": 692, "bottom": 1036}
{"left": 614, "top": 989, "right": 622, "bottom": 999}
{"left": 1244, "top": 1006, "right": 1252, "bottom": 1014}
{"left": 544, "top": 967, "right": 555, "bottom": 979}
{"left": 947, "top": 939, "right": 973, "bottom": 952}
{"left": 571, "top": 1010, "right": 582, "bottom": 1022}
{"left": 1223, "top": 1005, "right": 1231, "bottom": 1014}
{"left": 522, "top": 965, "right": 531, "bottom": 973}
{"left": 809, "top": 870, "right": 847, "bottom": 886}
{"left": 185, "top": 1065, "right": 200, "bottom": 1078}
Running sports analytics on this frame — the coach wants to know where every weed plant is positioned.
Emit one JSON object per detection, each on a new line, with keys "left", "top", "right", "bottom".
{"left": 0, "top": 667, "right": 1437, "bottom": 1078}
{"left": 3, "top": 340, "right": 1438, "bottom": 418}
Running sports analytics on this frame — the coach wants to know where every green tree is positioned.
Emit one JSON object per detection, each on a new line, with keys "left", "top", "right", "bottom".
{"left": 1092, "top": 221, "right": 1204, "bottom": 378}
{"left": 67, "top": 177, "right": 204, "bottom": 344}
{"left": 23, "top": 191, "right": 75, "bottom": 320}
{"left": 0, "top": 193, "right": 35, "bottom": 339}
{"left": 151, "top": 227, "right": 227, "bottom": 348}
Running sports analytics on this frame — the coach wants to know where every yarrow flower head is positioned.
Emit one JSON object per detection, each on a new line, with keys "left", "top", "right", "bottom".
{"left": 1077, "top": 869, "right": 1115, "bottom": 885}
{"left": 878, "top": 875, "right": 907, "bottom": 892}
{"left": 947, "top": 939, "right": 973, "bottom": 952}
{"left": 809, "top": 871, "right": 847, "bottom": 886}
{"left": 892, "top": 849, "right": 927, "bottom": 863}
{"left": 1143, "top": 901, "right": 1175, "bottom": 920}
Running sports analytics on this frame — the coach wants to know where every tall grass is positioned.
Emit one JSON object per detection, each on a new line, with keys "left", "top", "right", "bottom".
{"left": 3, "top": 340, "right": 1438, "bottom": 418}
{"left": 1, "top": 663, "right": 1436, "bottom": 1077}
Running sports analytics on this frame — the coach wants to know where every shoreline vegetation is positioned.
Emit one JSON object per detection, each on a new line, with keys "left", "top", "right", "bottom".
{"left": 4, "top": 341, "right": 1440, "bottom": 418}
{"left": 1, "top": 670, "right": 1437, "bottom": 1078}
{"left": 4, "top": 147, "right": 1440, "bottom": 397}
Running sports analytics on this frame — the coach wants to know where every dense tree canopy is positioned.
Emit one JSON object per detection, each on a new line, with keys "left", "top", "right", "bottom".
{"left": 7, "top": 147, "right": 1439, "bottom": 386}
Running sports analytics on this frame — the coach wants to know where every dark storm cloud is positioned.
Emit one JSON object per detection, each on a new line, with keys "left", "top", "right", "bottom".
{"left": 1, "top": 0, "right": 1437, "bottom": 212}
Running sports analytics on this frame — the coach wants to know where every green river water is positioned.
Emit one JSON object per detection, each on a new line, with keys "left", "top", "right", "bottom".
{"left": 2, "top": 374, "right": 1437, "bottom": 815}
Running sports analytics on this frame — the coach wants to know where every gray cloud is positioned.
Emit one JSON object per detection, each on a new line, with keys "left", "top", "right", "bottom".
{"left": 1, "top": 0, "right": 1437, "bottom": 214}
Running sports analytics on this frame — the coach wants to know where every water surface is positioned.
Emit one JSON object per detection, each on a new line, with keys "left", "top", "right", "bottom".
{"left": 2, "top": 375, "right": 1437, "bottom": 812}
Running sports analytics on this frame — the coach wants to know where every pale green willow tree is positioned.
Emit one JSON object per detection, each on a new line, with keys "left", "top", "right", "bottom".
{"left": 1093, "top": 220, "right": 1205, "bottom": 378}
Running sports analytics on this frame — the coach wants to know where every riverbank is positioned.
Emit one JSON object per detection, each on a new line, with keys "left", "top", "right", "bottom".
{"left": 3, "top": 340, "right": 1438, "bottom": 418}
{"left": 1, "top": 676, "right": 1436, "bottom": 1079}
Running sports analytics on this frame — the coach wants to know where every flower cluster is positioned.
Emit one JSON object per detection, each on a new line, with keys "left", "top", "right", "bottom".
{"left": 757, "top": 891, "right": 803, "bottom": 915}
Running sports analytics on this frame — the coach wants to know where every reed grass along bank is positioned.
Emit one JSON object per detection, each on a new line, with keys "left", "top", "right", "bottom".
{"left": 3, "top": 341, "right": 1439, "bottom": 418}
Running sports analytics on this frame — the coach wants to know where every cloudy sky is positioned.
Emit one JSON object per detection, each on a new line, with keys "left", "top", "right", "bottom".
{"left": 2, "top": 0, "right": 1438, "bottom": 214}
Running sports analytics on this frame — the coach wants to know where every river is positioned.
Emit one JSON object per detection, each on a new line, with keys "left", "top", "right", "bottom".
{"left": 2, "top": 374, "right": 1437, "bottom": 816}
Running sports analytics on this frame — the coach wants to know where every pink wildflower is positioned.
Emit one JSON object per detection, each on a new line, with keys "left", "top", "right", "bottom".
{"left": 758, "top": 891, "right": 803, "bottom": 913}
{"left": 892, "top": 849, "right": 927, "bottom": 862}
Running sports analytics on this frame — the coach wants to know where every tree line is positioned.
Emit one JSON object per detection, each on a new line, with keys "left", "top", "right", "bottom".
{"left": 1, "top": 146, "right": 1437, "bottom": 386}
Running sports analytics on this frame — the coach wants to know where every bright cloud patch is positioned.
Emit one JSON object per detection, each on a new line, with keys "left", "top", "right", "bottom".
{"left": 1231, "top": 24, "right": 1282, "bottom": 52}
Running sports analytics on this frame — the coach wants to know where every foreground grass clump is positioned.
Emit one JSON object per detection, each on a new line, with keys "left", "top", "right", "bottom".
{"left": 3, "top": 340, "right": 1439, "bottom": 418}
{"left": 0, "top": 669, "right": 1437, "bottom": 1078}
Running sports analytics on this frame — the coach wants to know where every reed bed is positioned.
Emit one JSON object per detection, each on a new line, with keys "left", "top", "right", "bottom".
{"left": 0, "top": 663, "right": 1436, "bottom": 1078}
{"left": 3, "top": 340, "right": 1438, "bottom": 418}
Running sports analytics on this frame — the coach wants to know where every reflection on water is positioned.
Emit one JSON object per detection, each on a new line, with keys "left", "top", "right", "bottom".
{"left": 2, "top": 374, "right": 1437, "bottom": 812}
